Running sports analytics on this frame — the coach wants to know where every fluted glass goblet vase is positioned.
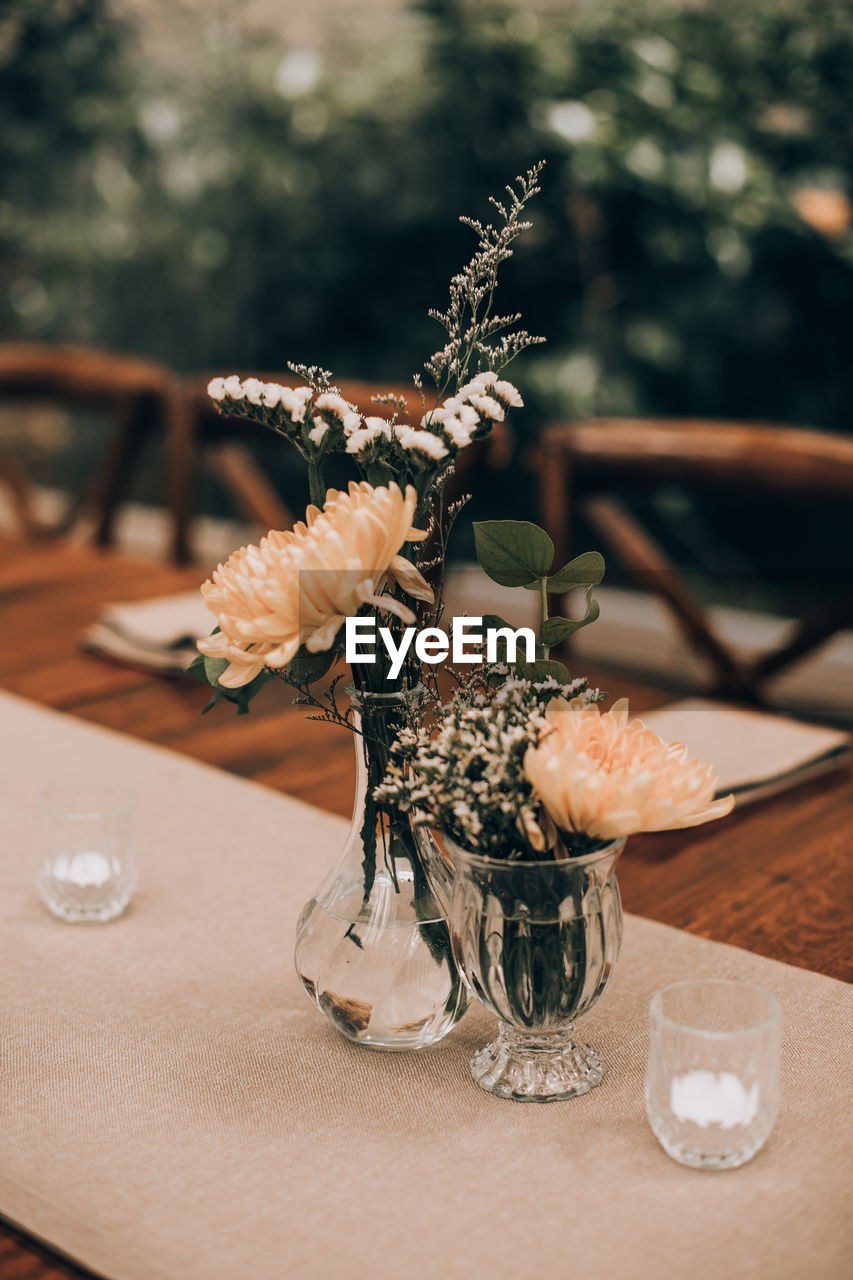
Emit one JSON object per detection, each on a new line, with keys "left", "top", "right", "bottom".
{"left": 447, "top": 837, "right": 624, "bottom": 1100}
{"left": 295, "top": 687, "right": 468, "bottom": 1051}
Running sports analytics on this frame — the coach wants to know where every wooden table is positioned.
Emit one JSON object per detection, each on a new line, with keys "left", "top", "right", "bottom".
{"left": 1, "top": 535, "right": 850, "bottom": 1280}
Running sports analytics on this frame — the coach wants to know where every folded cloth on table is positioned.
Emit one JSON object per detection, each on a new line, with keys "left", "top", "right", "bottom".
{"left": 82, "top": 591, "right": 213, "bottom": 674}
{"left": 642, "top": 697, "right": 850, "bottom": 805}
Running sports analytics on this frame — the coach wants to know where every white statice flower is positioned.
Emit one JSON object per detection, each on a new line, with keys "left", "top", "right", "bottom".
{"left": 363, "top": 415, "right": 393, "bottom": 438}
{"left": 222, "top": 375, "right": 244, "bottom": 399}
{"left": 308, "top": 421, "right": 329, "bottom": 446}
{"left": 207, "top": 377, "right": 227, "bottom": 401}
{"left": 342, "top": 411, "right": 363, "bottom": 437}
{"left": 394, "top": 425, "right": 449, "bottom": 461}
{"left": 419, "top": 400, "right": 476, "bottom": 451}
{"left": 458, "top": 371, "right": 523, "bottom": 410}
{"left": 346, "top": 416, "right": 392, "bottom": 455}
{"left": 242, "top": 378, "right": 266, "bottom": 405}
{"left": 279, "top": 386, "right": 313, "bottom": 423}
{"left": 442, "top": 415, "right": 477, "bottom": 449}
{"left": 262, "top": 382, "right": 283, "bottom": 408}
{"left": 315, "top": 392, "right": 353, "bottom": 421}
{"left": 467, "top": 392, "right": 505, "bottom": 422}
{"left": 493, "top": 378, "right": 523, "bottom": 408}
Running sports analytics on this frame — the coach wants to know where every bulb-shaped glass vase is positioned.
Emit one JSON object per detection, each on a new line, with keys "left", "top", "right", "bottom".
{"left": 294, "top": 685, "right": 468, "bottom": 1051}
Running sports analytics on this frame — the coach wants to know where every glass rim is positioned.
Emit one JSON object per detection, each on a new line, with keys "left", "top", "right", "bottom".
{"left": 650, "top": 979, "right": 782, "bottom": 1037}
{"left": 444, "top": 832, "right": 626, "bottom": 871}
{"left": 37, "top": 783, "right": 135, "bottom": 820}
{"left": 344, "top": 680, "right": 428, "bottom": 706}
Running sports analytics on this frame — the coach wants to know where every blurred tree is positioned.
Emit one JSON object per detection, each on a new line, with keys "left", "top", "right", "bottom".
{"left": 3, "top": 0, "right": 852, "bottom": 429}
{"left": 0, "top": 0, "right": 143, "bottom": 341}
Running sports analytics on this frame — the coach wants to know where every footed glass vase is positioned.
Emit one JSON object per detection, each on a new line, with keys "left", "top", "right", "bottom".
{"left": 447, "top": 837, "right": 625, "bottom": 1100}
{"left": 295, "top": 686, "right": 468, "bottom": 1051}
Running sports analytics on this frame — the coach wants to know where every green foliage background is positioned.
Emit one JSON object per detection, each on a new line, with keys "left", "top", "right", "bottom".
{"left": 3, "top": 0, "right": 852, "bottom": 428}
{"left": 2, "top": 0, "right": 852, "bottom": 609}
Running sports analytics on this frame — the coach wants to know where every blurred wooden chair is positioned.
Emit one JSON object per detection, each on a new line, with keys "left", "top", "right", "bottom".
{"left": 0, "top": 342, "right": 180, "bottom": 551}
{"left": 535, "top": 417, "right": 853, "bottom": 703}
{"left": 173, "top": 375, "right": 512, "bottom": 563}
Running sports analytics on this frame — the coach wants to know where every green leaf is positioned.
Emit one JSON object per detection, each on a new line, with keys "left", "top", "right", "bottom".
{"left": 540, "top": 585, "right": 601, "bottom": 645}
{"left": 230, "top": 669, "right": 274, "bottom": 715}
{"left": 473, "top": 520, "right": 554, "bottom": 587}
{"left": 284, "top": 645, "right": 338, "bottom": 685}
{"left": 480, "top": 612, "right": 514, "bottom": 633}
{"left": 203, "top": 654, "right": 230, "bottom": 686}
{"left": 186, "top": 653, "right": 208, "bottom": 683}
{"left": 364, "top": 460, "right": 396, "bottom": 488}
{"left": 540, "top": 551, "right": 605, "bottom": 593}
{"left": 192, "top": 651, "right": 273, "bottom": 715}
{"left": 515, "top": 658, "right": 577, "bottom": 684}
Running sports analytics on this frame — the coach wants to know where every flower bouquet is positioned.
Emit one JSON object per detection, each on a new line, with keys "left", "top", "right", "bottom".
{"left": 192, "top": 165, "right": 601, "bottom": 1050}
{"left": 191, "top": 161, "right": 734, "bottom": 1073}
{"left": 377, "top": 668, "right": 733, "bottom": 1096}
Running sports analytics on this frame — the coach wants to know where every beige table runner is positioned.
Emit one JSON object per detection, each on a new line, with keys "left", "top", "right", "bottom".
{"left": 0, "top": 692, "right": 850, "bottom": 1280}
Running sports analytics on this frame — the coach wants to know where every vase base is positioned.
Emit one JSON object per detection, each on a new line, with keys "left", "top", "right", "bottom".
{"left": 470, "top": 1024, "right": 605, "bottom": 1101}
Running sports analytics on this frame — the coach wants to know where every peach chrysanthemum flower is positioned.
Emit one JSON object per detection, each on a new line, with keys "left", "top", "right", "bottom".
{"left": 524, "top": 698, "right": 734, "bottom": 840}
{"left": 198, "top": 481, "right": 432, "bottom": 688}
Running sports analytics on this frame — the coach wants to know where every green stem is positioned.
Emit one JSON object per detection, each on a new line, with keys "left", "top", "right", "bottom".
{"left": 538, "top": 576, "right": 550, "bottom": 660}
{"left": 307, "top": 457, "right": 325, "bottom": 509}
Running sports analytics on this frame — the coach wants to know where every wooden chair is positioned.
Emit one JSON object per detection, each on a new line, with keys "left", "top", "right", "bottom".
{"left": 0, "top": 342, "right": 181, "bottom": 550}
{"left": 535, "top": 417, "right": 853, "bottom": 703}
{"left": 172, "top": 375, "right": 511, "bottom": 563}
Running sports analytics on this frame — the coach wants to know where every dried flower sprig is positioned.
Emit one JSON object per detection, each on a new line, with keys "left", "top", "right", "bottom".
{"left": 424, "top": 162, "right": 547, "bottom": 397}
{"left": 374, "top": 676, "right": 604, "bottom": 860}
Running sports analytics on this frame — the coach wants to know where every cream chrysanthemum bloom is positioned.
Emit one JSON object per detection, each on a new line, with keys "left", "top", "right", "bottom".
{"left": 524, "top": 698, "right": 734, "bottom": 839}
{"left": 198, "top": 481, "right": 433, "bottom": 688}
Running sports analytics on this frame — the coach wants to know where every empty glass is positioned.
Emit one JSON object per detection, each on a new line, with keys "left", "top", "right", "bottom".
{"left": 645, "top": 979, "right": 781, "bottom": 1170}
{"left": 36, "top": 784, "right": 138, "bottom": 923}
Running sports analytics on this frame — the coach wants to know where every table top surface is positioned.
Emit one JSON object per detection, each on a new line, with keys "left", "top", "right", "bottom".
{"left": 1, "top": 534, "right": 851, "bottom": 1280}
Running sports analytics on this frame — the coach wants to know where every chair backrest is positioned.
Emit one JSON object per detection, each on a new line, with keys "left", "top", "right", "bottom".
{"left": 0, "top": 342, "right": 178, "bottom": 546}
{"left": 535, "top": 417, "right": 853, "bottom": 703}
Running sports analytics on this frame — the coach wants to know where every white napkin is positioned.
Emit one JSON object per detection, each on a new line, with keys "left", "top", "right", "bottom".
{"left": 82, "top": 591, "right": 213, "bottom": 674}
{"left": 642, "top": 698, "right": 850, "bottom": 805}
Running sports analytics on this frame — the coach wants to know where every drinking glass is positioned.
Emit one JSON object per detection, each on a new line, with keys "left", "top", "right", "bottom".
{"left": 36, "top": 784, "right": 138, "bottom": 923}
{"left": 645, "top": 979, "right": 781, "bottom": 1170}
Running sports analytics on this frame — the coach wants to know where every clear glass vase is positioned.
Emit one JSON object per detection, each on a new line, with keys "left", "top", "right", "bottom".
{"left": 294, "top": 686, "right": 469, "bottom": 1051}
{"left": 447, "top": 837, "right": 625, "bottom": 1100}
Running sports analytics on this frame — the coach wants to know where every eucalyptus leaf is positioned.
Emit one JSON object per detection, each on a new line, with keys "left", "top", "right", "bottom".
{"left": 540, "top": 586, "right": 601, "bottom": 645}
{"left": 481, "top": 612, "right": 514, "bottom": 631}
{"left": 473, "top": 520, "right": 554, "bottom": 587}
{"left": 543, "top": 551, "right": 605, "bottom": 593}
{"left": 515, "top": 658, "right": 577, "bottom": 684}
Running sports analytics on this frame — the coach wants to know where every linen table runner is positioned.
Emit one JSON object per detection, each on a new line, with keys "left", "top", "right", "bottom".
{"left": 0, "top": 692, "right": 850, "bottom": 1280}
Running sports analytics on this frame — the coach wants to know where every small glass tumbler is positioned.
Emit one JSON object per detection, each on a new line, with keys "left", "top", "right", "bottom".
{"left": 645, "top": 979, "right": 781, "bottom": 1170}
{"left": 36, "top": 784, "right": 138, "bottom": 923}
